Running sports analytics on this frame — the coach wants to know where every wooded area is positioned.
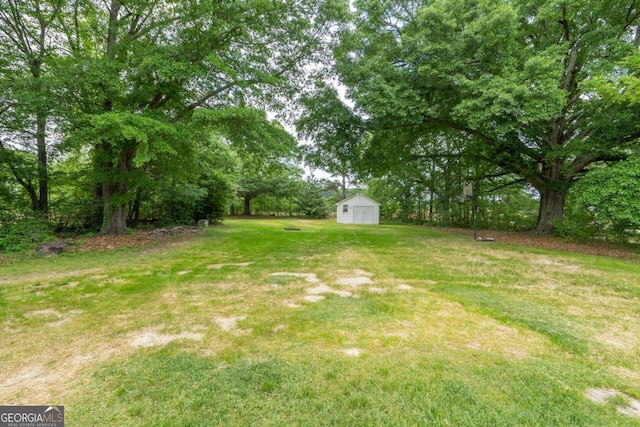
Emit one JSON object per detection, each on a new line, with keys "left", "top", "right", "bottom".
{"left": 2, "top": 0, "right": 640, "bottom": 251}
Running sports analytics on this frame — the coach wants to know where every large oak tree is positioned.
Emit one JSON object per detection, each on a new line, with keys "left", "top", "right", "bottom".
{"left": 53, "top": 0, "right": 345, "bottom": 234}
{"left": 336, "top": 0, "right": 640, "bottom": 233}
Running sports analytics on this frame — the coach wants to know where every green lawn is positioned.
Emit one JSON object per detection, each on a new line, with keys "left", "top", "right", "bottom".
{"left": 1, "top": 219, "right": 639, "bottom": 426}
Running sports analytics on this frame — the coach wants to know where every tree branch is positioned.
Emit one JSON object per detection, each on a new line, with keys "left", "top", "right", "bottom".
{"left": 483, "top": 178, "right": 527, "bottom": 193}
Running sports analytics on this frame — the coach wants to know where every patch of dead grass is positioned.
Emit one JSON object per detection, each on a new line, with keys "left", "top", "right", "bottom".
{"left": 129, "top": 327, "right": 204, "bottom": 348}
{"left": 585, "top": 388, "right": 640, "bottom": 418}
{"left": 0, "top": 268, "right": 105, "bottom": 286}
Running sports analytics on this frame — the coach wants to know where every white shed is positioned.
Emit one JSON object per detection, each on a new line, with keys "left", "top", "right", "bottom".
{"left": 336, "top": 193, "right": 381, "bottom": 225}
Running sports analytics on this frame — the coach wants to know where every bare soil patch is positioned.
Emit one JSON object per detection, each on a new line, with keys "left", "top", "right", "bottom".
{"left": 306, "top": 283, "right": 351, "bottom": 297}
{"left": 336, "top": 276, "right": 374, "bottom": 286}
{"left": 214, "top": 316, "right": 247, "bottom": 333}
{"left": 585, "top": 388, "right": 640, "bottom": 418}
{"left": 342, "top": 348, "right": 363, "bottom": 357}
{"left": 207, "top": 262, "right": 253, "bottom": 269}
{"left": 129, "top": 329, "right": 204, "bottom": 348}
{"left": 436, "top": 227, "right": 639, "bottom": 261}
{"left": 66, "top": 226, "right": 205, "bottom": 252}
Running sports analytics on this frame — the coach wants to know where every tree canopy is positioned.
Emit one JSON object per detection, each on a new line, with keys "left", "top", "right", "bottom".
{"left": 334, "top": 0, "right": 640, "bottom": 233}
{"left": 1, "top": 0, "right": 348, "bottom": 235}
{"left": 3, "top": 0, "right": 640, "bottom": 243}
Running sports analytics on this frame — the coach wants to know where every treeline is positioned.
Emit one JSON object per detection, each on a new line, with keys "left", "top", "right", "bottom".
{"left": 0, "top": 0, "right": 347, "bottom": 248}
{"left": 296, "top": 0, "right": 640, "bottom": 241}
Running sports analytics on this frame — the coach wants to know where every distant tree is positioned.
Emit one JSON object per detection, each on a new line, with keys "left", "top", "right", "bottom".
{"left": 296, "top": 85, "right": 365, "bottom": 200}
{"left": 296, "top": 178, "right": 331, "bottom": 218}
{"left": 237, "top": 165, "right": 301, "bottom": 216}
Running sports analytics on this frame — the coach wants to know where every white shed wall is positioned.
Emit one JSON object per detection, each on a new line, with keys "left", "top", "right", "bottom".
{"left": 336, "top": 194, "right": 380, "bottom": 225}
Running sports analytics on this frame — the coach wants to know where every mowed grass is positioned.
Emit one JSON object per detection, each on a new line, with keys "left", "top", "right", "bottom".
{"left": 1, "top": 219, "right": 640, "bottom": 426}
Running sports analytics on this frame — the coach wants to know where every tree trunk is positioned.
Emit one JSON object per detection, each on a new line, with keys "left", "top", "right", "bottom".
{"left": 98, "top": 142, "right": 133, "bottom": 235}
{"left": 36, "top": 109, "right": 48, "bottom": 213}
{"left": 102, "top": 193, "right": 128, "bottom": 235}
{"left": 26, "top": 183, "right": 39, "bottom": 211}
{"left": 101, "top": 177, "right": 129, "bottom": 235}
{"left": 98, "top": 0, "right": 126, "bottom": 236}
{"left": 428, "top": 188, "right": 434, "bottom": 222}
{"left": 243, "top": 195, "right": 252, "bottom": 215}
{"left": 535, "top": 188, "right": 566, "bottom": 235}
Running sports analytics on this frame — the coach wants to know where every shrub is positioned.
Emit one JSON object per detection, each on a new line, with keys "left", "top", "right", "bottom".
{"left": 566, "top": 157, "right": 640, "bottom": 242}
{"left": 0, "top": 217, "right": 56, "bottom": 253}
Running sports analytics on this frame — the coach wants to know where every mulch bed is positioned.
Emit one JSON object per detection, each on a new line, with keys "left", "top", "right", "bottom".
{"left": 66, "top": 226, "right": 205, "bottom": 252}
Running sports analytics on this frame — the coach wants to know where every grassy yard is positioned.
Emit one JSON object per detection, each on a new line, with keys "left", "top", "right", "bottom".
{"left": 1, "top": 219, "right": 639, "bottom": 426}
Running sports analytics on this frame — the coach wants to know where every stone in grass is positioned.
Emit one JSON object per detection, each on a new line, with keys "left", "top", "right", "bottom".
{"left": 36, "top": 240, "right": 67, "bottom": 256}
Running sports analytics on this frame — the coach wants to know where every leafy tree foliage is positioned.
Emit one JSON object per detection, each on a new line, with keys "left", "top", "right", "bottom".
{"left": 296, "top": 85, "right": 365, "bottom": 199}
{"left": 236, "top": 164, "right": 302, "bottom": 216}
{"left": 0, "top": 0, "right": 64, "bottom": 213}
{"left": 0, "top": 0, "right": 346, "bottom": 235}
{"left": 336, "top": 0, "right": 640, "bottom": 234}
{"left": 567, "top": 156, "right": 640, "bottom": 240}
{"left": 296, "top": 178, "right": 331, "bottom": 218}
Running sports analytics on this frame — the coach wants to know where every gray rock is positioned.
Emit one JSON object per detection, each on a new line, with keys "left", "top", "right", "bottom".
{"left": 36, "top": 240, "right": 67, "bottom": 256}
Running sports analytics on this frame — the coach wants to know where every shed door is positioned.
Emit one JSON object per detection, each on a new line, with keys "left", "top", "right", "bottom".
{"left": 353, "top": 206, "right": 374, "bottom": 224}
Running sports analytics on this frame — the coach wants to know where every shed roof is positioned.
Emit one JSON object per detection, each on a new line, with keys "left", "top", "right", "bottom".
{"left": 335, "top": 193, "right": 381, "bottom": 206}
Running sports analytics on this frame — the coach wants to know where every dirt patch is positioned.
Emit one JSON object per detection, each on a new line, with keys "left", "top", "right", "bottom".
{"left": 270, "top": 272, "right": 352, "bottom": 302}
{"left": 0, "top": 341, "right": 122, "bottom": 404}
{"left": 208, "top": 262, "right": 253, "bottom": 269}
{"left": 285, "top": 302, "right": 303, "bottom": 308}
{"left": 595, "top": 327, "right": 639, "bottom": 350}
{"left": 354, "top": 269, "right": 374, "bottom": 276}
{"left": 336, "top": 277, "right": 374, "bottom": 286}
{"left": 436, "top": 227, "right": 639, "bottom": 261}
{"left": 585, "top": 388, "right": 640, "bottom": 418}
{"left": 396, "top": 284, "right": 414, "bottom": 291}
{"left": 65, "top": 226, "right": 205, "bottom": 253}
{"left": 214, "top": 316, "right": 247, "bottom": 333}
{"left": 25, "top": 309, "right": 62, "bottom": 319}
{"left": 307, "top": 284, "right": 351, "bottom": 298}
{"left": 129, "top": 329, "right": 204, "bottom": 348}
{"left": 270, "top": 272, "right": 320, "bottom": 283}
{"left": 342, "top": 348, "right": 363, "bottom": 357}
{"left": 610, "top": 366, "right": 640, "bottom": 380}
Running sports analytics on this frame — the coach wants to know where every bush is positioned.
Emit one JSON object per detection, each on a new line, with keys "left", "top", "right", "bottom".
{"left": 0, "top": 217, "right": 56, "bottom": 253}
{"left": 566, "top": 157, "right": 640, "bottom": 242}
{"left": 157, "top": 183, "right": 207, "bottom": 226}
